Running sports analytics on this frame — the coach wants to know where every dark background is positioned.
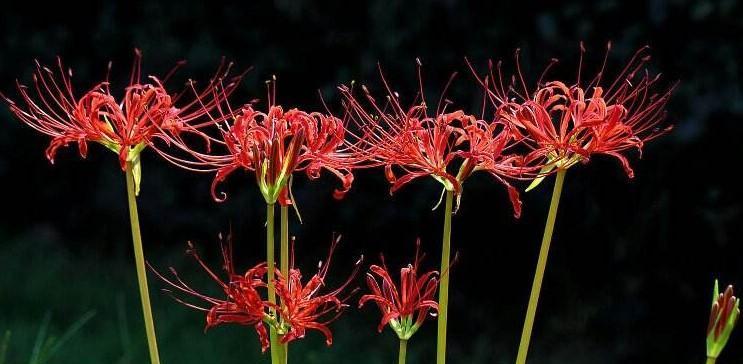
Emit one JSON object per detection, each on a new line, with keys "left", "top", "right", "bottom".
{"left": 1, "top": 1, "right": 742, "bottom": 363}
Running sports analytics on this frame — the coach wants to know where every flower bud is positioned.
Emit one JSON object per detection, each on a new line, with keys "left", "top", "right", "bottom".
{"left": 706, "top": 280, "right": 740, "bottom": 359}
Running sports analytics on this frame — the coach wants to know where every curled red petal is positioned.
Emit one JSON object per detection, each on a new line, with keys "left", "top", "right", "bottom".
{"left": 507, "top": 184, "right": 523, "bottom": 218}
{"left": 210, "top": 165, "right": 238, "bottom": 202}
{"left": 255, "top": 323, "right": 270, "bottom": 353}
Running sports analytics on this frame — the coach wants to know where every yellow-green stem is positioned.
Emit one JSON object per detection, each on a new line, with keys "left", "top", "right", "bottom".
{"left": 125, "top": 162, "right": 161, "bottom": 364}
{"left": 436, "top": 190, "right": 454, "bottom": 364}
{"left": 399, "top": 339, "right": 408, "bottom": 364}
{"left": 706, "top": 358, "right": 716, "bottom": 364}
{"left": 280, "top": 205, "right": 289, "bottom": 280}
{"left": 266, "top": 203, "right": 281, "bottom": 364}
{"left": 515, "top": 169, "right": 566, "bottom": 364}
{"left": 280, "top": 205, "right": 290, "bottom": 364}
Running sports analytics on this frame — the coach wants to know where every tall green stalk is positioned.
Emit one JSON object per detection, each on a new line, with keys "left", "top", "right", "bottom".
{"left": 398, "top": 339, "right": 408, "bottom": 364}
{"left": 125, "top": 162, "right": 161, "bottom": 364}
{"left": 266, "top": 203, "right": 281, "bottom": 364}
{"left": 515, "top": 169, "right": 567, "bottom": 364}
{"left": 279, "top": 205, "right": 290, "bottom": 364}
{"left": 436, "top": 190, "right": 454, "bottom": 364}
{"left": 280, "top": 205, "right": 289, "bottom": 281}
{"left": 706, "top": 358, "right": 716, "bottom": 364}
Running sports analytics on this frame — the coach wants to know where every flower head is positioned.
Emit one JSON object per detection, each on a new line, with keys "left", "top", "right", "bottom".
{"left": 707, "top": 280, "right": 740, "bottom": 359}
{"left": 272, "top": 236, "right": 361, "bottom": 346}
{"left": 156, "top": 78, "right": 357, "bottom": 205}
{"left": 3, "top": 49, "right": 242, "bottom": 194}
{"left": 339, "top": 61, "right": 529, "bottom": 216}
{"left": 359, "top": 239, "right": 439, "bottom": 340}
{"left": 148, "top": 236, "right": 270, "bottom": 352}
{"left": 476, "top": 43, "right": 675, "bottom": 190}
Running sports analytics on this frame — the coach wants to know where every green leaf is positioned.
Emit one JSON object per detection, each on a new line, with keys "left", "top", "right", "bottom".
{"left": 525, "top": 164, "right": 557, "bottom": 192}
{"left": 132, "top": 158, "right": 142, "bottom": 196}
{"left": 26, "top": 311, "right": 96, "bottom": 364}
{"left": 124, "top": 143, "right": 147, "bottom": 196}
{"left": 28, "top": 313, "right": 51, "bottom": 364}
{"left": 259, "top": 161, "right": 272, "bottom": 203}
{"left": 39, "top": 311, "right": 96, "bottom": 364}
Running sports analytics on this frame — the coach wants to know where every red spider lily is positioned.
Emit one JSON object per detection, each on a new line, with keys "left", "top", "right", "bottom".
{"left": 156, "top": 79, "right": 357, "bottom": 205}
{"left": 148, "top": 237, "right": 271, "bottom": 352}
{"left": 271, "top": 236, "right": 361, "bottom": 345}
{"left": 707, "top": 280, "right": 740, "bottom": 359}
{"left": 358, "top": 239, "right": 439, "bottom": 340}
{"left": 339, "top": 61, "right": 529, "bottom": 216}
{"left": 2, "top": 49, "right": 242, "bottom": 193}
{"left": 474, "top": 43, "right": 675, "bottom": 189}
{"left": 453, "top": 117, "right": 531, "bottom": 216}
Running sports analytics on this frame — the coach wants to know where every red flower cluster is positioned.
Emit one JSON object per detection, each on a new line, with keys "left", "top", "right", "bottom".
{"left": 339, "top": 61, "right": 529, "bottom": 216}
{"left": 150, "top": 235, "right": 359, "bottom": 350}
{"left": 272, "top": 237, "right": 361, "bottom": 345}
{"left": 476, "top": 43, "right": 675, "bottom": 189}
{"left": 6, "top": 45, "right": 677, "bottom": 359}
{"left": 156, "top": 79, "right": 357, "bottom": 204}
{"left": 3, "top": 49, "right": 240, "bottom": 172}
{"left": 6, "top": 45, "right": 673, "bottom": 209}
{"left": 359, "top": 239, "right": 440, "bottom": 340}
{"left": 339, "top": 46, "right": 674, "bottom": 213}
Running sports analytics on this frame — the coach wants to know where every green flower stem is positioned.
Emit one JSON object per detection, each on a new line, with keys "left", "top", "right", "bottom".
{"left": 280, "top": 205, "right": 290, "bottom": 280}
{"left": 266, "top": 203, "right": 281, "bottom": 364}
{"left": 516, "top": 169, "right": 567, "bottom": 364}
{"left": 399, "top": 339, "right": 408, "bottom": 364}
{"left": 280, "top": 205, "right": 290, "bottom": 364}
{"left": 436, "top": 190, "right": 454, "bottom": 364}
{"left": 125, "top": 162, "right": 161, "bottom": 364}
{"left": 706, "top": 358, "right": 716, "bottom": 364}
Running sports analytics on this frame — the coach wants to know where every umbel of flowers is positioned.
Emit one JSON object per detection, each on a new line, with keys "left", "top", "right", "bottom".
{"left": 359, "top": 239, "right": 443, "bottom": 364}
{"left": 11, "top": 44, "right": 736, "bottom": 364}
{"left": 2, "top": 50, "right": 243, "bottom": 364}
{"left": 149, "top": 234, "right": 360, "bottom": 353}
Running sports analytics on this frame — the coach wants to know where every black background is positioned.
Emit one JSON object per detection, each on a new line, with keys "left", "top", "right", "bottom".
{"left": 1, "top": 1, "right": 742, "bottom": 363}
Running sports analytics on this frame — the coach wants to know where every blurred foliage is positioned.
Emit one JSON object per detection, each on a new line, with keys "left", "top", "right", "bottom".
{"left": 0, "top": 331, "right": 9, "bottom": 364}
{"left": 26, "top": 311, "right": 96, "bottom": 364}
{"left": 1, "top": 0, "right": 742, "bottom": 363}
